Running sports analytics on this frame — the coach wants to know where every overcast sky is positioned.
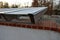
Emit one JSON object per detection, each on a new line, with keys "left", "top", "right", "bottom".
{"left": 0, "top": 0, "right": 33, "bottom": 6}
{"left": 0, "top": 0, "right": 59, "bottom": 6}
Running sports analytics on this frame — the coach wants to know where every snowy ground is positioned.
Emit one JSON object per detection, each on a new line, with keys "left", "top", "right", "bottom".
{"left": 39, "top": 15, "right": 60, "bottom": 27}
{"left": 41, "top": 15, "right": 60, "bottom": 24}
{"left": 0, "top": 25, "right": 60, "bottom": 40}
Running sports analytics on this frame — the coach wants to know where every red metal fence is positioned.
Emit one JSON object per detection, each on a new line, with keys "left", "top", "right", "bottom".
{"left": 0, "top": 22, "right": 60, "bottom": 33}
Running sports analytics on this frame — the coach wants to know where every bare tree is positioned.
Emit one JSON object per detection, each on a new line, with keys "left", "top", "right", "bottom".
{"left": 58, "top": 0, "right": 60, "bottom": 9}
{"left": 3, "top": 2, "right": 9, "bottom": 8}
{"left": 11, "top": 4, "right": 18, "bottom": 8}
{"left": 32, "top": 0, "right": 39, "bottom": 7}
{"left": 0, "top": 1, "right": 3, "bottom": 8}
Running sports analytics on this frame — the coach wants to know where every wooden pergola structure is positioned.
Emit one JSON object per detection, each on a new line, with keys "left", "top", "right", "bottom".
{"left": 0, "top": 0, "right": 60, "bottom": 33}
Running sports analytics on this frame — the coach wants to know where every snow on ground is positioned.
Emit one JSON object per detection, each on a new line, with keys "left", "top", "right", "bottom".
{"left": 39, "top": 15, "right": 60, "bottom": 27}
{"left": 0, "top": 25, "right": 60, "bottom": 40}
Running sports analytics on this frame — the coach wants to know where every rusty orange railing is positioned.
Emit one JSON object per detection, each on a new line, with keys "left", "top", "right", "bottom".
{"left": 0, "top": 22, "right": 60, "bottom": 33}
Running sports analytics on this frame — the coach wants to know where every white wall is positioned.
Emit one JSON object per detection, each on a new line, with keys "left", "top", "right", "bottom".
{"left": 0, "top": 25, "right": 60, "bottom": 40}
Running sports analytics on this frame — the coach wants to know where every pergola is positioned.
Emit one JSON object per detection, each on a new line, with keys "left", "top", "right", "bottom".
{"left": 0, "top": 7, "right": 47, "bottom": 24}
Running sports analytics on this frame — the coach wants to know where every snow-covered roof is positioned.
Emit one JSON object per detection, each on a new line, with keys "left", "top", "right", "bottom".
{"left": 0, "top": 7, "right": 47, "bottom": 15}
